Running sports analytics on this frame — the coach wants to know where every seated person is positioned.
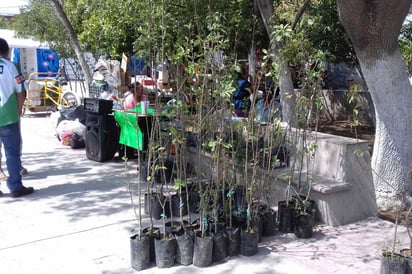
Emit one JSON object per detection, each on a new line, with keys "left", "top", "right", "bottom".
{"left": 255, "top": 88, "right": 281, "bottom": 123}
{"left": 233, "top": 67, "right": 253, "bottom": 117}
{"left": 123, "top": 82, "right": 145, "bottom": 110}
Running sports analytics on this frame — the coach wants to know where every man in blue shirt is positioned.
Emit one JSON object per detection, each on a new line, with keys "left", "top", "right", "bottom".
{"left": 233, "top": 67, "right": 253, "bottom": 117}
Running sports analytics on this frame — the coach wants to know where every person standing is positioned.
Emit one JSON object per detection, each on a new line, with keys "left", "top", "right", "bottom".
{"left": 0, "top": 38, "right": 33, "bottom": 197}
{"left": 0, "top": 139, "right": 28, "bottom": 180}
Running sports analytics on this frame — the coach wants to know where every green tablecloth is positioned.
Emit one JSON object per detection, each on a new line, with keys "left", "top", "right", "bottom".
{"left": 113, "top": 104, "right": 154, "bottom": 150}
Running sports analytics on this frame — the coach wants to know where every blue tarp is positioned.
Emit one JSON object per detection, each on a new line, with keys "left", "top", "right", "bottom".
{"left": 127, "top": 56, "right": 145, "bottom": 75}
{"left": 12, "top": 48, "right": 59, "bottom": 78}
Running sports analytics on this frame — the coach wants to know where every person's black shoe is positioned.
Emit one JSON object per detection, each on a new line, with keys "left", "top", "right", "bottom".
{"left": 11, "top": 186, "right": 34, "bottom": 198}
{"left": 0, "top": 190, "right": 3, "bottom": 197}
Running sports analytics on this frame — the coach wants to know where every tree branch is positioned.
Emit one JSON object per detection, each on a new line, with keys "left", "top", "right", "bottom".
{"left": 255, "top": 0, "right": 275, "bottom": 36}
{"left": 291, "top": 0, "right": 311, "bottom": 31}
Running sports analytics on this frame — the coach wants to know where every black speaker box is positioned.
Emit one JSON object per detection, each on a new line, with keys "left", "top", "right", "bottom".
{"left": 85, "top": 112, "right": 119, "bottom": 162}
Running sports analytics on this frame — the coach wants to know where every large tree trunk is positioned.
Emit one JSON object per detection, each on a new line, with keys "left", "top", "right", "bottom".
{"left": 255, "top": 0, "right": 297, "bottom": 127}
{"left": 337, "top": 0, "right": 412, "bottom": 209}
{"left": 49, "top": 0, "right": 92, "bottom": 85}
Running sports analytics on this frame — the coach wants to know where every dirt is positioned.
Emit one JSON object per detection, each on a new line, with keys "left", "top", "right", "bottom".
{"left": 316, "top": 119, "right": 375, "bottom": 154}
{"left": 378, "top": 208, "right": 412, "bottom": 227}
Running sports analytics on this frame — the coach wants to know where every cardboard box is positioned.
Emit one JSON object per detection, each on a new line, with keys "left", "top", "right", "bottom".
{"left": 126, "top": 71, "right": 132, "bottom": 87}
{"left": 120, "top": 53, "right": 129, "bottom": 86}
{"left": 117, "top": 85, "right": 129, "bottom": 98}
{"left": 120, "top": 71, "right": 127, "bottom": 86}
{"left": 121, "top": 53, "right": 128, "bottom": 72}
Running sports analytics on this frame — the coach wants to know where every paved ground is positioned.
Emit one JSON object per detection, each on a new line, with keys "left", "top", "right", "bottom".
{"left": 0, "top": 113, "right": 408, "bottom": 274}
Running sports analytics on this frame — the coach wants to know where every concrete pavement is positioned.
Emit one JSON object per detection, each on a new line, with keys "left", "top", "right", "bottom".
{"left": 0, "top": 113, "right": 408, "bottom": 274}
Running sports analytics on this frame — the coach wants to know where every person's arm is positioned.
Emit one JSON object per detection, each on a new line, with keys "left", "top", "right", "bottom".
{"left": 13, "top": 67, "right": 26, "bottom": 116}
{"left": 17, "top": 92, "right": 25, "bottom": 116}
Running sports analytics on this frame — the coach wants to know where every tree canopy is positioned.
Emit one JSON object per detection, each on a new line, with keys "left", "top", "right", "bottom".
{"left": 12, "top": 0, "right": 268, "bottom": 63}
{"left": 10, "top": 0, "right": 412, "bottom": 76}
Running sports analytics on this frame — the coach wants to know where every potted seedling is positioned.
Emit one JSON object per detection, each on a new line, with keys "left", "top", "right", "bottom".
{"left": 127, "top": 133, "right": 152, "bottom": 271}
{"left": 380, "top": 200, "right": 408, "bottom": 274}
{"left": 380, "top": 180, "right": 410, "bottom": 274}
{"left": 204, "top": 132, "right": 230, "bottom": 263}
{"left": 225, "top": 122, "right": 242, "bottom": 256}
{"left": 292, "top": 136, "right": 318, "bottom": 239}
{"left": 401, "top": 205, "right": 412, "bottom": 273}
{"left": 168, "top": 95, "right": 194, "bottom": 266}
{"left": 238, "top": 91, "right": 261, "bottom": 256}
{"left": 253, "top": 104, "right": 287, "bottom": 237}
{"left": 151, "top": 114, "right": 180, "bottom": 269}
{"left": 129, "top": 180, "right": 151, "bottom": 270}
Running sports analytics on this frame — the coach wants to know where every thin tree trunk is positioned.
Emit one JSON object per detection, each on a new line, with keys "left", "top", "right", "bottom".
{"left": 279, "top": 62, "right": 296, "bottom": 127}
{"left": 49, "top": 0, "right": 92, "bottom": 85}
{"left": 256, "top": 0, "right": 298, "bottom": 127}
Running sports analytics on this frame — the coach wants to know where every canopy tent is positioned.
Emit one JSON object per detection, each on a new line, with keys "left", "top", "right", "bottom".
{"left": 0, "top": 29, "right": 48, "bottom": 49}
{"left": 0, "top": 29, "right": 59, "bottom": 79}
{"left": 0, "top": 1, "right": 29, "bottom": 16}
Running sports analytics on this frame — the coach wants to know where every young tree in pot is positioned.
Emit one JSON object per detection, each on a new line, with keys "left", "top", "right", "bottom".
{"left": 204, "top": 135, "right": 231, "bottom": 263}
{"left": 116, "top": 95, "right": 163, "bottom": 270}
{"left": 192, "top": 178, "right": 214, "bottom": 267}
{"left": 293, "top": 192, "right": 315, "bottom": 239}
{"left": 225, "top": 182, "right": 242, "bottom": 257}
{"left": 274, "top": 44, "right": 325, "bottom": 235}
{"left": 380, "top": 204, "right": 408, "bottom": 274}
{"left": 154, "top": 217, "right": 177, "bottom": 269}
{"left": 255, "top": 115, "right": 286, "bottom": 237}
{"left": 292, "top": 133, "right": 318, "bottom": 239}
{"left": 168, "top": 112, "right": 190, "bottom": 224}
{"left": 174, "top": 179, "right": 194, "bottom": 266}
{"left": 191, "top": 116, "right": 225, "bottom": 266}
{"left": 225, "top": 129, "right": 241, "bottom": 256}
{"left": 396, "top": 166, "right": 412, "bottom": 273}
{"left": 380, "top": 182, "right": 409, "bottom": 274}
{"left": 238, "top": 109, "right": 261, "bottom": 256}
{"left": 191, "top": 75, "right": 235, "bottom": 266}
{"left": 126, "top": 130, "right": 153, "bottom": 270}
{"left": 401, "top": 205, "right": 412, "bottom": 273}
{"left": 170, "top": 112, "right": 195, "bottom": 266}
{"left": 138, "top": 106, "right": 177, "bottom": 269}
{"left": 190, "top": 72, "right": 215, "bottom": 268}
{"left": 288, "top": 96, "right": 320, "bottom": 238}
{"left": 128, "top": 170, "right": 151, "bottom": 270}
{"left": 190, "top": 42, "right": 237, "bottom": 265}
{"left": 153, "top": 128, "right": 181, "bottom": 268}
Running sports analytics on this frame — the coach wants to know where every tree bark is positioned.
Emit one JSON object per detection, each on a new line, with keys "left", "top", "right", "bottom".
{"left": 255, "top": 0, "right": 297, "bottom": 127}
{"left": 337, "top": 0, "right": 412, "bottom": 209}
{"left": 49, "top": 0, "right": 92, "bottom": 85}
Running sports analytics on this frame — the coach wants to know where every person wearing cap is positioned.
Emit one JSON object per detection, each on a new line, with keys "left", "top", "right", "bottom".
{"left": 0, "top": 37, "right": 33, "bottom": 198}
